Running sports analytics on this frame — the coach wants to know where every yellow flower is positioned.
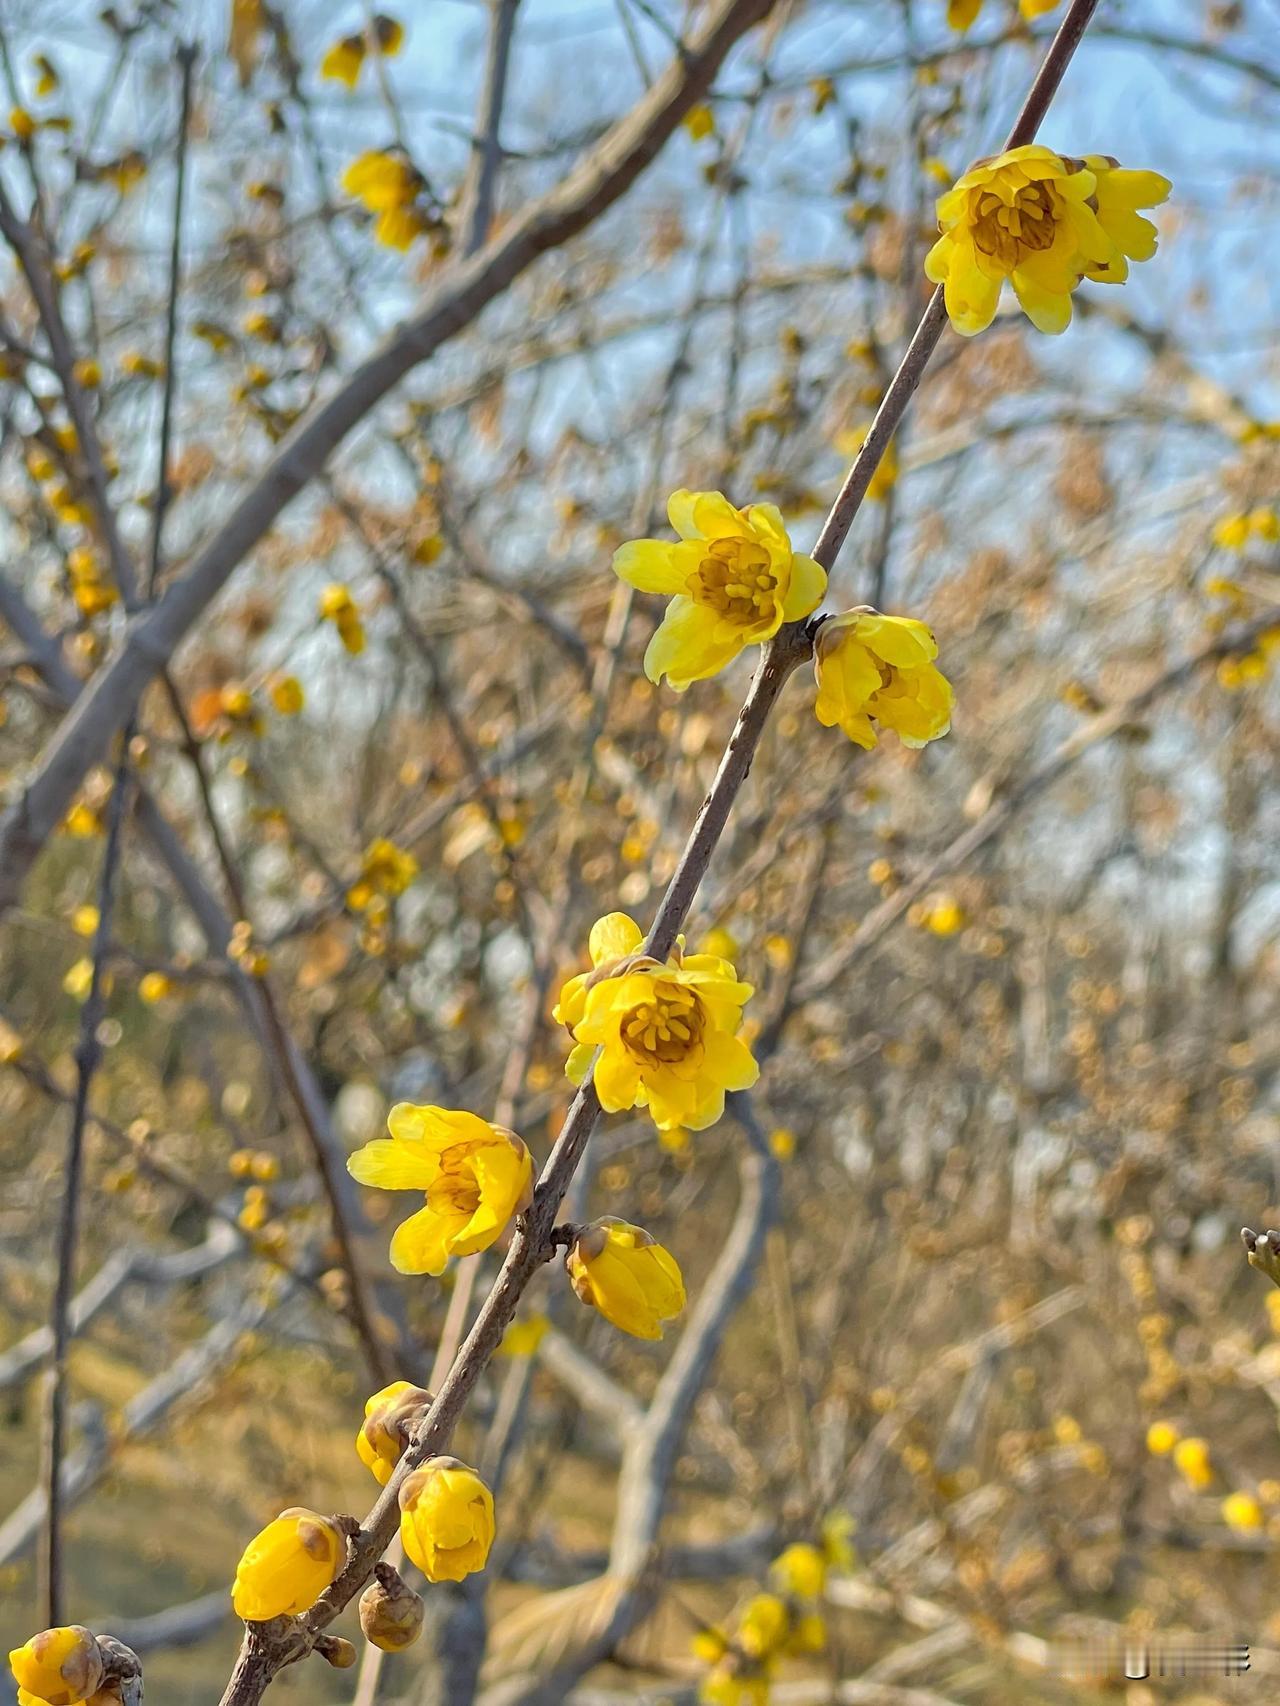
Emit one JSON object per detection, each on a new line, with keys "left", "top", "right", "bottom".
{"left": 1145, "top": 1420, "right": 1179, "bottom": 1456}
{"left": 768, "top": 1127, "right": 795, "bottom": 1160}
{"left": 11, "top": 106, "right": 35, "bottom": 142}
{"left": 1221, "top": 1491, "right": 1263, "bottom": 1532}
{"left": 321, "top": 32, "right": 365, "bottom": 86}
{"left": 788, "top": 1610, "right": 827, "bottom": 1653}
{"left": 566, "top": 1217, "right": 686, "bottom": 1340}
{"left": 613, "top": 490, "right": 826, "bottom": 690}
{"left": 72, "top": 359, "right": 101, "bottom": 389}
{"left": 701, "top": 1664, "right": 771, "bottom": 1706}
{"left": 699, "top": 926, "right": 739, "bottom": 960}
{"left": 347, "top": 838, "right": 418, "bottom": 911}
{"left": 813, "top": 611, "right": 953, "bottom": 750}
{"left": 921, "top": 895, "right": 966, "bottom": 936}
{"left": 692, "top": 1628, "right": 729, "bottom": 1664}
{"left": 347, "top": 1103, "right": 534, "bottom": 1276}
{"left": 138, "top": 972, "right": 173, "bottom": 1004}
{"left": 556, "top": 912, "right": 758, "bottom": 1131}
{"left": 683, "top": 103, "right": 715, "bottom": 141}
{"left": 770, "top": 1541, "right": 826, "bottom": 1600}
{"left": 374, "top": 205, "right": 431, "bottom": 252}
{"left": 319, "top": 582, "right": 366, "bottom": 653}
{"left": 737, "top": 1593, "right": 790, "bottom": 1659}
{"left": 342, "top": 150, "right": 418, "bottom": 213}
{"left": 1215, "top": 515, "right": 1249, "bottom": 549}
{"left": 498, "top": 1312, "right": 550, "bottom": 1357}
{"left": 1172, "top": 1436, "right": 1213, "bottom": 1489}
{"left": 270, "top": 675, "right": 304, "bottom": 715}
{"left": 398, "top": 1456, "right": 495, "bottom": 1583}
{"left": 356, "top": 1380, "right": 433, "bottom": 1485}
{"left": 701, "top": 1665, "right": 771, "bottom": 1706}
{"left": 63, "top": 958, "right": 94, "bottom": 1000}
{"left": 925, "top": 145, "right": 1169, "bottom": 336}
{"left": 71, "top": 905, "right": 99, "bottom": 937}
{"left": 121, "top": 351, "right": 163, "bottom": 379}
{"left": 9, "top": 1629, "right": 103, "bottom": 1706}
{"left": 231, "top": 1508, "right": 346, "bottom": 1621}
{"left": 63, "top": 802, "right": 101, "bottom": 837}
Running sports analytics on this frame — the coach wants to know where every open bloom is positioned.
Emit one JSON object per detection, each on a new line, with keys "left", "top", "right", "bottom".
{"left": 9, "top": 1629, "right": 103, "bottom": 1706}
{"left": 399, "top": 1457, "right": 495, "bottom": 1582}
{"left": 231, "top": 1508, "right": 345, "bottom": 1621}
{"left": 356, "top": 1380, "right": 433, "bottom": 1485}
{"left": 347, "top": 837, "right": 418, "bottom": 912}
{"left": 1172, "top": 1436, "right": 1213, "bottom": 1490}
{"left": 340, "top": 150, "right": 430, "bottom": 250}
{"left": 614, "top": 489, "right": 826, "bottom": 689}
{"left": 814, "top": 612, "right": 953, "bottom": 750}
{"left": 771, "top": 1541, "right": 827, "bottom": 1600}
{"left": 348, "top": 1104, "right": 533, "bottom": 1275}
{"left": 567, "top": 1218, "right": 686, "bottom": 1339}
{"left": 925, "top": 145, "right": 1170, "bottom": 335}
{"left": 555, "top": 912, "right": 758, "bottom": 1131}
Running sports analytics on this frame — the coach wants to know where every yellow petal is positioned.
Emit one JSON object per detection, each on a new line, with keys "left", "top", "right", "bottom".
{"left": 781, "top": 554, "right": 827, "bottom": 621}
{"left": 589, "top": 912, "right": 644, "bottom": 966}
{"left": 612, "top": 539, "right": 685, "bottom": 594}
{"left": 347, "top": 1137, "right": 439, "bottom": 1190}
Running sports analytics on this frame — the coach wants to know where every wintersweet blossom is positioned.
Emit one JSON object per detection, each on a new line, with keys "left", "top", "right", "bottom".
{"left": 347, "top": 1104, "right": 533, "bottom": 1275}
{"left": 398, "top": 1457, "right": 495, "bottom": 1582}
{"left": 565, "top": 1218, "right": 686, "bottom": 1339}
{"left": 555, "top": 911, "right": 757, "bottom": 1131}
{"left": 231, "top": 1508, "right": 345, "bottom": 1621}
{"left": 613, "top": 490, "right": 825, "bottom": 689}
{"left": 813, "top": 611, "right": 953, "bottom": 750}
{"left": 925, "top": 145, "right": 1170, "bottom": 336}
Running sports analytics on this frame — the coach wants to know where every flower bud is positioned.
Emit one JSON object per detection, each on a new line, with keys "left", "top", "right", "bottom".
{"left": 231, "top": 1507, "right": 346, "bottom": 1621}
{"left": 359, "top": 1563, "right": 424, "bottom": 1651}
{"left": 355, "top": 1381, "right": 433, "bottom": 1486}
{"left": 315, "top": 1636, "right": 357, "bottom": 1669}
{"left": 8, "top": 1627, "right": 104, "bottom": 1706}
{"left": 565, "top": 1218, "right": 685, "bottom": 1340}
{"left": 399, "top": 1456, "right": 495, "bottom": 1583}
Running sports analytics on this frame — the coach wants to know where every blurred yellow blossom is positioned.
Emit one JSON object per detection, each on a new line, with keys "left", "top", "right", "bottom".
{"left": 1222, "top": 1491, "right": 1263, "bottom": 1532}
{"left": 1172, "top": 1436, "right": 1213, "bottom": 1489}
{"left": 1146, "top": 1420, "right": 1179, "bottom": 1456}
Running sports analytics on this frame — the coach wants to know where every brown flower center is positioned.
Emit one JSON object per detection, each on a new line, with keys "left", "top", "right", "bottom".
{"left": 970, "top": 181, "right": 1057, "bottom": 269}
{"left": 688, "top": 537, "right": 778, "bottom": 623}
{"left": 620, "top": 979, "right": 705, "bottom": 1067}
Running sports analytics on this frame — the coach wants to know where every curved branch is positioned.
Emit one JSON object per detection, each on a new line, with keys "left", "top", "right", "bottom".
{"left": 0, "top": 0, "right": 776, "bottom": 915}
